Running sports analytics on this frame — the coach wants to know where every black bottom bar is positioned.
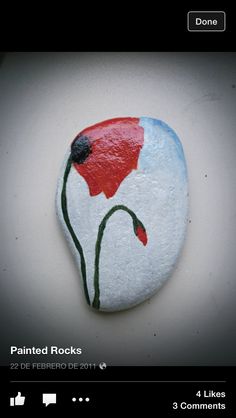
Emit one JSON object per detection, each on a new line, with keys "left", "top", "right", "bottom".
{"left": 2, "top": 366, "right": 235, "bottom": 415}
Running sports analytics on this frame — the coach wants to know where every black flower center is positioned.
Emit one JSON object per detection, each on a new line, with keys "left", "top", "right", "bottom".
{"left": 71, "top": 135, "right": 92, "bottom": 164}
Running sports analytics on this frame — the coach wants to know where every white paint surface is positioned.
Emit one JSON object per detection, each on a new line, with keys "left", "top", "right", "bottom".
{"left": 56, "top": 118, "right": 188, "bottom": 311}
{"left": 0, "top": 52, "right": 236, "bottom": 365}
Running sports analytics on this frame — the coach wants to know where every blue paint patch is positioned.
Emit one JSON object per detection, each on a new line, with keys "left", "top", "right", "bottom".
{"left": 139, "top": 117, "right": 187, "bottom": 178}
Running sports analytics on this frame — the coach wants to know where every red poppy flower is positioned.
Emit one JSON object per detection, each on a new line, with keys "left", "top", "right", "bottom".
{"left": 61, "top": 118, "right": 148, "bottom": 309}
{"left": 70, "top": 117, "right": 144, "bottom": 198}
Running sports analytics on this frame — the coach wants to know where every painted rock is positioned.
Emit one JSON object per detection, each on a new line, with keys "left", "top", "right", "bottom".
{"left": 56, "top": 117, "right": 188, "bottom": 312}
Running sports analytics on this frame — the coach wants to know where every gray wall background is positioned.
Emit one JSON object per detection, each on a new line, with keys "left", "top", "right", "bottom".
{"left": 0, "top": 52, "right": 236, "bottom": 366}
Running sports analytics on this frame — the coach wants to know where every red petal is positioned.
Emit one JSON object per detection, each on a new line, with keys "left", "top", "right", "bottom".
{"left": 136, "top": 226, "right": 148, "bottom": 246}
{"left": 73, "top": 118, "right": 144, "bottom": 198}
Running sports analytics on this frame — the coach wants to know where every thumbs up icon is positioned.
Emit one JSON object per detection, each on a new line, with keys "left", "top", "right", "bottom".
{"left": 10, "top": 392, "right": 25, "bottom": 406}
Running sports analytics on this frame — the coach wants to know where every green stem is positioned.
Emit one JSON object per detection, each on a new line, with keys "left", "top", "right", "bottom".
{"left": 92, "top": 205, "right": 145, "bottom": 309}
{"left": 61, "top": 156, "right": 90, "bottom": 305}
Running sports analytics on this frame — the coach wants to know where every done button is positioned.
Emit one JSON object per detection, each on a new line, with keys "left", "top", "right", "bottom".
{"left": 187, "top": 11, "right": 226, "bottom": 32}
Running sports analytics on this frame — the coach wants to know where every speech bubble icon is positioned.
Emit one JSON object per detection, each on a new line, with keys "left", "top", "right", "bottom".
{"left": 43, "top": 393, "right": 56, "bottom": 407}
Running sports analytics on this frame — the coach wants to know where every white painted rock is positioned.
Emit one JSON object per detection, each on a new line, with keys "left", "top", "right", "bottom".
{"left": 56, "top": 117, "right": 188, "bottom": 312}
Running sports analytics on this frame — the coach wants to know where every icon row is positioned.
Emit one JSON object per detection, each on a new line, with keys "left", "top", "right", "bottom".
{"left": 10, "top": 392, "right": 56, "bottom": 407}
{"left": 10, "top": 392, "right": 91, "bottom": 407}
